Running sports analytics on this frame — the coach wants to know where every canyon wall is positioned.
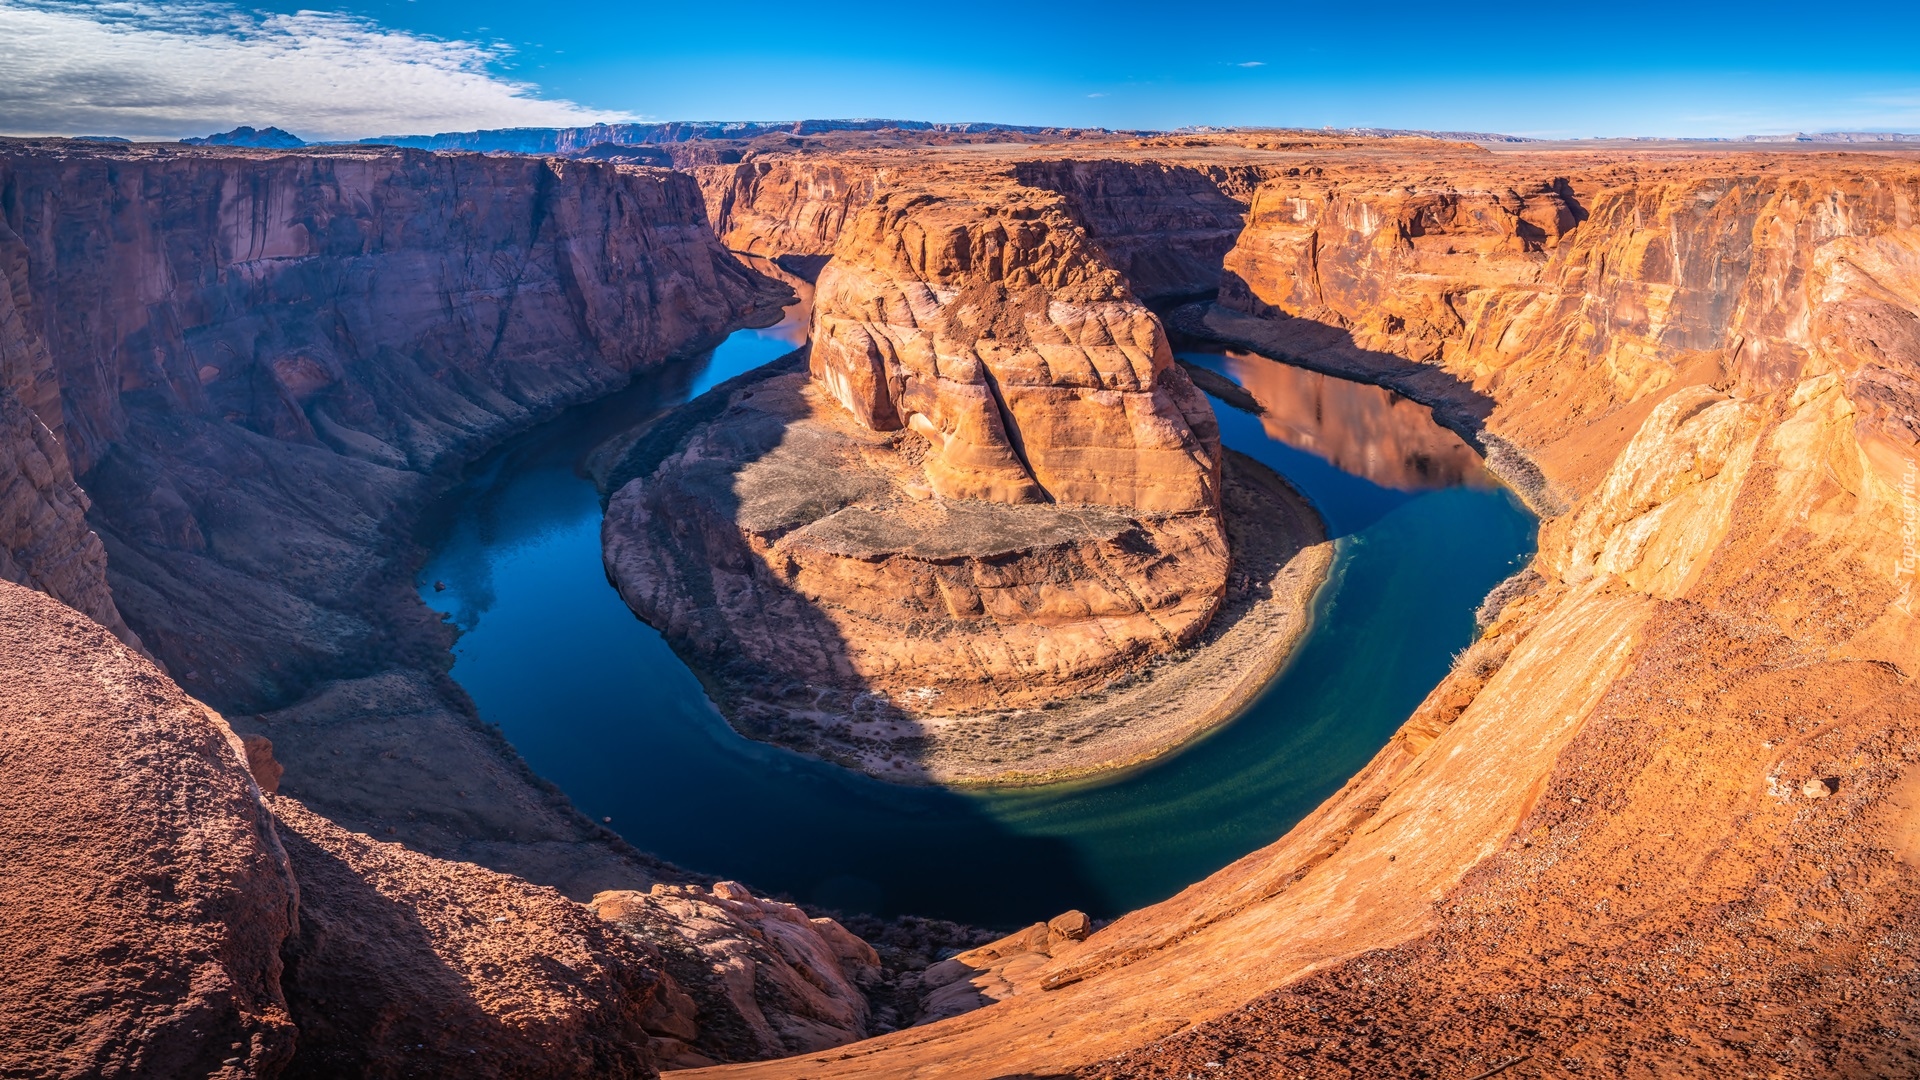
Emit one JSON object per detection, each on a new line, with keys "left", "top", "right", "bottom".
{"left": 696, "top": 160, "right": 891, "bottom": 257}
{"left": 10, "top": 136, "right": 1920, "bottom": 1076}
{"left": 682, "top": 153, "right": 1920, "bottom": 1078}
{"left": 0, "top": 137, "right": 807, "bottom": 899}
{"left": 697, "top": 155, "right": 1266, "bottom": 301}
{"left": 0, "top": 141, "right": 902, "bottom": 1076}
{"left": 0, "top": 142, "right": 779, "bottom": 712}
{"left": 0, "top": 217, "right": 131, "bottom": 640}
{"left": 1009, "top": 159, "right": 1262, "bottom": 300}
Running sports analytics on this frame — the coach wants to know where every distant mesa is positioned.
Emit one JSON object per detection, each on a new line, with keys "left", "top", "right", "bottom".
{"left": 1740, "top": 130, "right": 1920, "bottom": 142}
{"left": 181, "top": 125, "right": 306, "bottom": 148}
{"left": 356, "top": 119, "right": 1147, "bottom": 156}
{"left": 71, "top": 135, "right": 131, "bottom": 144}
{"left": 1169, "top": 124, "right": 1538, "bottom": 143}
{"left": 574, "top": 141, "right": 676, "bottom": 166}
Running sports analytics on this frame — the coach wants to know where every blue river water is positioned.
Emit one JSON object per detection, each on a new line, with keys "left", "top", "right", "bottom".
{"left": 418, "top": 311, "right": 1536, "bottom": 927}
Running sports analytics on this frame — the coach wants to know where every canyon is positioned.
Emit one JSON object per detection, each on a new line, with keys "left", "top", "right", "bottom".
{"left": 604, "top": 166, "right": 1332, "bottom": 783}
{"left": 2, "top": 129, "right": 1918, "bottom": 1078}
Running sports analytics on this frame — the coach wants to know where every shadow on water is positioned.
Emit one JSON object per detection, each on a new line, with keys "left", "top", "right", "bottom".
{"left": 418, "top": 315, "right": 1537, "bottom": 926}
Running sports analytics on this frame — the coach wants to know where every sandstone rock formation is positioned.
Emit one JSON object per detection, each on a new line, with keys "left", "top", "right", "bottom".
{"left": 698, "top": 159, "right": 891, "bottom": 258}
{"left": 1009, "top": 159, "right": 1261, "bottom": 300}
{"left": 914, "top": 910, "right": 1092, "bottom": 1025}
{"left": 11, "top": 132, "right": 1920, "bottom": 1078}
{"left": 0, "top": 578, "right": 297, "bottom": 1077}
{"left": 272, "top": 799, "right": 668, "bottom": 1079}
{"left": 0, "top": 141, "right": 778, "bottom": 712}
{"left": 806, "top": 178, "right": 1222, "bottom": 511}
{"left": 607, "top": 170, "right": 1336, "bottom": 782}
{"left": 594, "top": 883, "right": 883, "bottom": 1067}
{"left": 0, "top": 136, "right": 800, "bottom": 889}
{"left": 666, "top": 150, "right": 1920, "bottom": 1080}
{"left": 0, "top": 140, "right": 886, "bottom": 1075}
{"left": 0, "top": 218, "right": 133, "bottom": 643}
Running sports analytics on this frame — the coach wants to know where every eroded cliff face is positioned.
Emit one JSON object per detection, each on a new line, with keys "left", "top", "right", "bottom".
{"left": 0, "top": 137, "right": 802, "bottom": 889}
{"left": 0, "top": 220, "right": 131, "bottom": 641}
{"left": 1009, "top": 159, "right": 1262, "bottom": 300}
{"left": 13, "top": 135, "right": 1920, "bottom": 1076}
{"left": 697, "top": 155, "right": 1268, "bottom": 302}
{"left": 0, "top": 141, "right": 893, "bottom": 1076}
{"left": 0, "top": 142, "right": 777, "bottom": 712}
{"left": 697, "top": 159, "right": 892, "bottom": 258}
{"left": 809, "top": 177, "right": 1222, "bottom": 510}
{"left": 679, "top": 153, "right": 1920, "bottom": 1079}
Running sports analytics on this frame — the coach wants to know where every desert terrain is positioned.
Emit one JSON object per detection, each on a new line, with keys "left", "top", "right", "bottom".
{"left": 2, "top": 128, "right": 1916, "bottom": 1076}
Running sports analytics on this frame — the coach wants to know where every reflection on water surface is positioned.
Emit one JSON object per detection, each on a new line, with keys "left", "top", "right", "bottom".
{"left": 1220, "top": 350, "right": 1488, "bottom": 491}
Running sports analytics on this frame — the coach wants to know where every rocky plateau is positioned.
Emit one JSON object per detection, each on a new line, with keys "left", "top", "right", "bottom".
{"left": 3, "top": 129, "right": 1919, "bottom": 1078}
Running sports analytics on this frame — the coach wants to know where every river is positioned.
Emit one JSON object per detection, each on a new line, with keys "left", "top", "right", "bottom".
{"left": 417, "top": 295, "right": 1536, "bottom": 927}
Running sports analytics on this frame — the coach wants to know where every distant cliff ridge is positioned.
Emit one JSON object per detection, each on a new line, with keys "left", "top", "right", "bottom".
{"left": 181, "top": 125, "right": 307, "bottom": 148}
{"left": 359, "top": 119, "right": 1140, "bottom": 155}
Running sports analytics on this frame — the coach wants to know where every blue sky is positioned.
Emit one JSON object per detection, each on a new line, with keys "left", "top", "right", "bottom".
{"left": 2, "top": 0, "right": 1917, "bottom": 140}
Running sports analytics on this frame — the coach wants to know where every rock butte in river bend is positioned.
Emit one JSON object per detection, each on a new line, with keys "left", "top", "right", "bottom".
{"left": 3, "top": 130, "right": 1920, "bottom": 1075}
{"left": 602, "top": 168, "right": 1336, "bottom": 782}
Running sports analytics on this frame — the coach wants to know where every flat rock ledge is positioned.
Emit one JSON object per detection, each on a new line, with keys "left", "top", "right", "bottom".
{"left": 603, "top": 366, "right": 1330, "bottom": 786}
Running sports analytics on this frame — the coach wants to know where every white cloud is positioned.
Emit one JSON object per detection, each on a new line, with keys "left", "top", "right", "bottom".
{"left": 1236, "top": 61, "right": 1265, "bottom": 68}
{"left": 0, "top": 1, "right": 634, "bottom": 141}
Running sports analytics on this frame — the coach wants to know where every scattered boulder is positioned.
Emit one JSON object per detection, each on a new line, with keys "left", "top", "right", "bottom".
{"left": 593, "top": 883, "right": 883, "bottom": 1066}
{"left": 914, "top": 910, "right": 1094, "bottom": 1025}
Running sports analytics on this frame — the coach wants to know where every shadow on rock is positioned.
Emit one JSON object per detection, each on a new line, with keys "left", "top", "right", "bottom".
{"left": 272, "top": 799, "right": 663, "bottom": 1078}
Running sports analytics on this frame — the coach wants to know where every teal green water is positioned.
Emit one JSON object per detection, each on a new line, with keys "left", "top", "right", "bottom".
{"left": 419, "top": 326, "right": 1535, "bottom": 927}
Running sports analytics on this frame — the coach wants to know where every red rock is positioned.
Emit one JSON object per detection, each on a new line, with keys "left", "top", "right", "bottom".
{"left": 593, "top": 882, "right": 882, "bottom": 1064}
{"left": 0, "top": 578, "right": 296, "bottom": 1078}
{"left": 606, "top": 170, "right": 1241, "bottom": 776}
{"left": 674, "top": 147, "right": 1920, "bottom": 1080}
{"left": 272, "top": 799, "right": 665, "bottom": 1078}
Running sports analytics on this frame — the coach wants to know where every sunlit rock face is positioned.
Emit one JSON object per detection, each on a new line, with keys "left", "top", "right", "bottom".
{"left": 688, "top": 153, "right": 1920, "bottom": 1080}
{"left": 808, "top": 176, "right": 1223, "bottom": 512}
{"left": 605, "top": 167, "right": 1247, "bottom": 778}
{"left": 0, "top": 577, "right": 298, "bottom": 1078}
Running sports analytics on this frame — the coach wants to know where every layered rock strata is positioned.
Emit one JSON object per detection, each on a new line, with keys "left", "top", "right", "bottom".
{"left": 0, "top": 139, "right": 793, "bottom": 893}
{"left": 13, "top": 134, "right": 1920, "bottom": 1077}
{"left": 0, "top": 219, "right": 133, "bottom": 641}
{"left": 607, "top": 174, "right": 1331, "bottom": 782}
{"left": 698, "top": 156, "right": 1267, "bottom": 302}
{"left": 673, "top": 153, "right": 1920, "bottom": 1079}
{"left": 0, "top": 141, "right": 890, "bottom": 1073}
